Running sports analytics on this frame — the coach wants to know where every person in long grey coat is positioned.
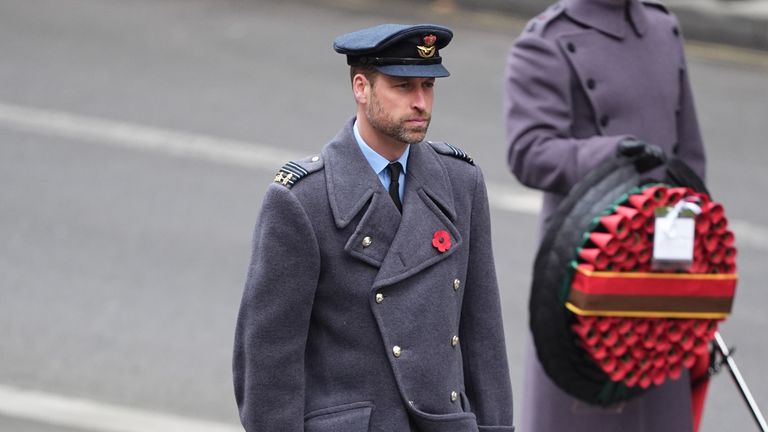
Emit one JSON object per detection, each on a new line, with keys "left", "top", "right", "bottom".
{"left": 234, "top": 24, "right": 515, "bottom": 432}
{"left": 504, "top": 1, "right": 706, "bottom": 431}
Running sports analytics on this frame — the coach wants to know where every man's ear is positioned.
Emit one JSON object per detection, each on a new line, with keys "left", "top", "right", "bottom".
{"left": 352, "top": 74, "right": 370, "bottom": 104}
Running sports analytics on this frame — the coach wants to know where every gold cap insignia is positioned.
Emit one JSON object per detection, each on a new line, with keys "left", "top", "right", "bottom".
{"left": 417, "top": 34, "right": 437, "bottom": 58}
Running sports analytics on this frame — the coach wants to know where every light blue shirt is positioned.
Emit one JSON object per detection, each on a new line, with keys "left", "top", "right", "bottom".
{"left": 353, "top": 120, "right": 409, "bottom": 202}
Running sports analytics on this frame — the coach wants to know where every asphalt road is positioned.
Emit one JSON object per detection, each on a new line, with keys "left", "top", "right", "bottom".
{"left": 0, "top": 0, "right": 766, "bottom": 431}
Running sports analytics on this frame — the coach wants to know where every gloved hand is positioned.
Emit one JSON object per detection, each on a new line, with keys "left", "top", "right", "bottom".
{"left": 617, "top": 138, "right": 666, "bottom": 172}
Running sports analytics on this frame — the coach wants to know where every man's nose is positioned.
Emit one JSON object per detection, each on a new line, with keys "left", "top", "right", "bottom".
{"left": 411, "top": 89, "right": 427, "bottom": 111}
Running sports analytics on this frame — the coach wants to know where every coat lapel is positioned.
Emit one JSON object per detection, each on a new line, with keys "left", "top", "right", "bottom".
{"left": 325, "top": 119, "right": 402, "bottom": 268}
{"left": 372, "top": 142, "right": 460, "bottom": 289}
{"left": 324, "top": 120, "right": 460, "bottom": 286}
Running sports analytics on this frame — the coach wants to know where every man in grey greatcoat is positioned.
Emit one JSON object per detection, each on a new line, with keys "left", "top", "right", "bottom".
{"left": 234, "top": 24, "right": 515, "bottom": 432}
{"left": 504, "top": 0, "right": 706, "bottom": 431}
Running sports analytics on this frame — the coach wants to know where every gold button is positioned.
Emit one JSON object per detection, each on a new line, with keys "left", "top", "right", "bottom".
{"left": 451, "top": 335, "right": 459, "bottom": 347}
{"left": 453, "top": 279, "right": 461, "bottom": 291}
{"left": 362, "top": 236, "right": 372, "bottom": 247}
{"left": 392, "top": 345, "right": 401, "bottom": 358}
{"left": 450, "top": 391, "right": 458, "bottom": 402}
{"left": 375, "top": 293, "right": 384, "bottom": 304}
{"left": 311, "top": 156, "right": 319, "bottom": 162}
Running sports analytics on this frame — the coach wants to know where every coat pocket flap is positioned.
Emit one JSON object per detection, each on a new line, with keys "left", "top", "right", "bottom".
{"left": 304, "top": 401, "right": 373, "bottom": 432}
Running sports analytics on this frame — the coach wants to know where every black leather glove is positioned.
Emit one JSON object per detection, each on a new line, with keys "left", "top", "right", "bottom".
{"left": 617, "top": 138, "right": 666, "bottom": 172}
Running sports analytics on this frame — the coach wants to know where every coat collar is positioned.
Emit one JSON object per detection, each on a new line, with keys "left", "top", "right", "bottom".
{"left": 323, "top": 118, "right": 460, "bottom": 287}
{"left": 562, "top": 0, "right": 648, "bottom": 39}
{"left": 323, "top": 118, "right": 383, "bottom": 230}
{"left": 323, "top": 118, "right": 455, "bottom": 229}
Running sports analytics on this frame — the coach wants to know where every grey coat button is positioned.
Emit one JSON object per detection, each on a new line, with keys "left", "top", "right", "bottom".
{"left": 392, "top": 345, "right": 402, "bottom": 358}
{"left": 587, "top": 78, "right": 596, "bottom": 90}
{"left": 600, "top": 115, "right": 610, "bottom": 128}
{"left": 362, "top": 236, "right": 372, "bottom": 247}
{"left": 453, "top": 279, "right": 461, "bottom": 291}
{"left": 566, "top": 42, "right": 575, "bottom": 53}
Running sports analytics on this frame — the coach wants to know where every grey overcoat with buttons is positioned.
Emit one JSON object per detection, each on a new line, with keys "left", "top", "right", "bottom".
{"left": 233, "top": 118, "right": 514, "bottom": 432}
{"left": 504, "top": 0, "right": 706, "bottom": 431}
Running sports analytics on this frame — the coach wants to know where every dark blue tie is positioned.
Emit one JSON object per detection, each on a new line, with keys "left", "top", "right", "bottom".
{"left": 387, "top": 162, "right": 403, "bottom": 212}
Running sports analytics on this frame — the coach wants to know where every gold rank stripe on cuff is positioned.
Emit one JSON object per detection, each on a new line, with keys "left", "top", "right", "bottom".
{"left": 274, "top": 161, "right": 309, "bottom": 188}
{"left": 445, "top": 143, "right": 474, "bottom": 165}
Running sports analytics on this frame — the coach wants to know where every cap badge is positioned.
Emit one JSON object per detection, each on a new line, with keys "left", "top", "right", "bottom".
{"left": 417, "top": 34, "right": 437, "bottom": 58}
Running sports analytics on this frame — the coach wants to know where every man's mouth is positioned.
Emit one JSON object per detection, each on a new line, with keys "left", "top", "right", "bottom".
{"left": 405, "top": 118, "right": 429, "bottom": 126}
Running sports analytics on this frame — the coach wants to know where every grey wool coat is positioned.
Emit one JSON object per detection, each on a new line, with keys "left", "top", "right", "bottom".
{"left": 504, "top": 0, "right": 706, "bottom": 431}
{"left": 234, "top": 119, "right": 514, "bottom": 432}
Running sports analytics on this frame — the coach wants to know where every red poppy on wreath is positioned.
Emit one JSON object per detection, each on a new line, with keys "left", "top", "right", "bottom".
{"left": 432, "top": 230, "right": 451, "bottom": 253}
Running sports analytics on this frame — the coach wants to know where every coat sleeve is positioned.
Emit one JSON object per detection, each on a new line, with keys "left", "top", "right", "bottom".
{"left": 675, "top": 52, "right": 707, "bottom": 181}
{"left": 504, "top": 33, "right": 633, "bottom": 195}
{"left": 460, "top": 168, "right": 515, "bottom": 431}
{"left": 233, "top": 183, "right": 321, "bottom": 431}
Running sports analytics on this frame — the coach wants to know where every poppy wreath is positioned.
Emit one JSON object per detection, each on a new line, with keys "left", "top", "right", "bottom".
{"left": 566, "top": 184, "right": 737, "bottom": 390}
{"left": 529, "top": 155, "right": 739, "bottom": 406}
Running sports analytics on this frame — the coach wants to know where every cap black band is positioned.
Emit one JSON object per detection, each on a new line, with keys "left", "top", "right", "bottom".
{"left": 347, "top": 56, "right": 442, "bottom": 66}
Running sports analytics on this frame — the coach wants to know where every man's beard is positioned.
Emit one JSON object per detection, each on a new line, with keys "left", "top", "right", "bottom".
{"left": 365, "top": 93, "right": 430, "bottom": 145}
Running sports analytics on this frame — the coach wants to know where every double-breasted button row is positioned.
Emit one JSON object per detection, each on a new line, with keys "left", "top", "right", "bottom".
{"left": 582, "top": 78, "right": 609, "bottom": 127}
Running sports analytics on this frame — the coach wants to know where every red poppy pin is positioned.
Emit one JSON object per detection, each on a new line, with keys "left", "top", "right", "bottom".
{"left": 432, "top": 230, "right": 451, "bottom": 253}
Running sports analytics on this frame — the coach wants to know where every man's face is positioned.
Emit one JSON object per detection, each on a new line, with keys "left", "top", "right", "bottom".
{"left": 364, "top": 74, "right": 435, "bottom": 145}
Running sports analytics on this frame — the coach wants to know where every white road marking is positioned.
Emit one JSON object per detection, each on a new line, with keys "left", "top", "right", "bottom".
{"left": 729, "top": 219, "right": 768, "bottom": 252}
{"left": 485, "top": 181, "right": 540, "bottom": 215}
{"left": 0, "top": 102, "right": 296, "bottom": 171}
{"left": 0, "top": 101, "right": 766, "bottom": 253}
{"left": 0, "top": 101, "right": 543, "bottom": 211}
{"left": 0, "top": 384, "right": 242, "bottom": 432}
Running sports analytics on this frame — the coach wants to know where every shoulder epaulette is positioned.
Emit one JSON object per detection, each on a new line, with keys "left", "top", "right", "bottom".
{"left": 524, "top": 2, "right": 565, "bottom": 35}
{"left": 428, "top": 141, "right": 474, "bottom": 165}
{"left": 273, "top": 155, "right": 324, "bottom": 189}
